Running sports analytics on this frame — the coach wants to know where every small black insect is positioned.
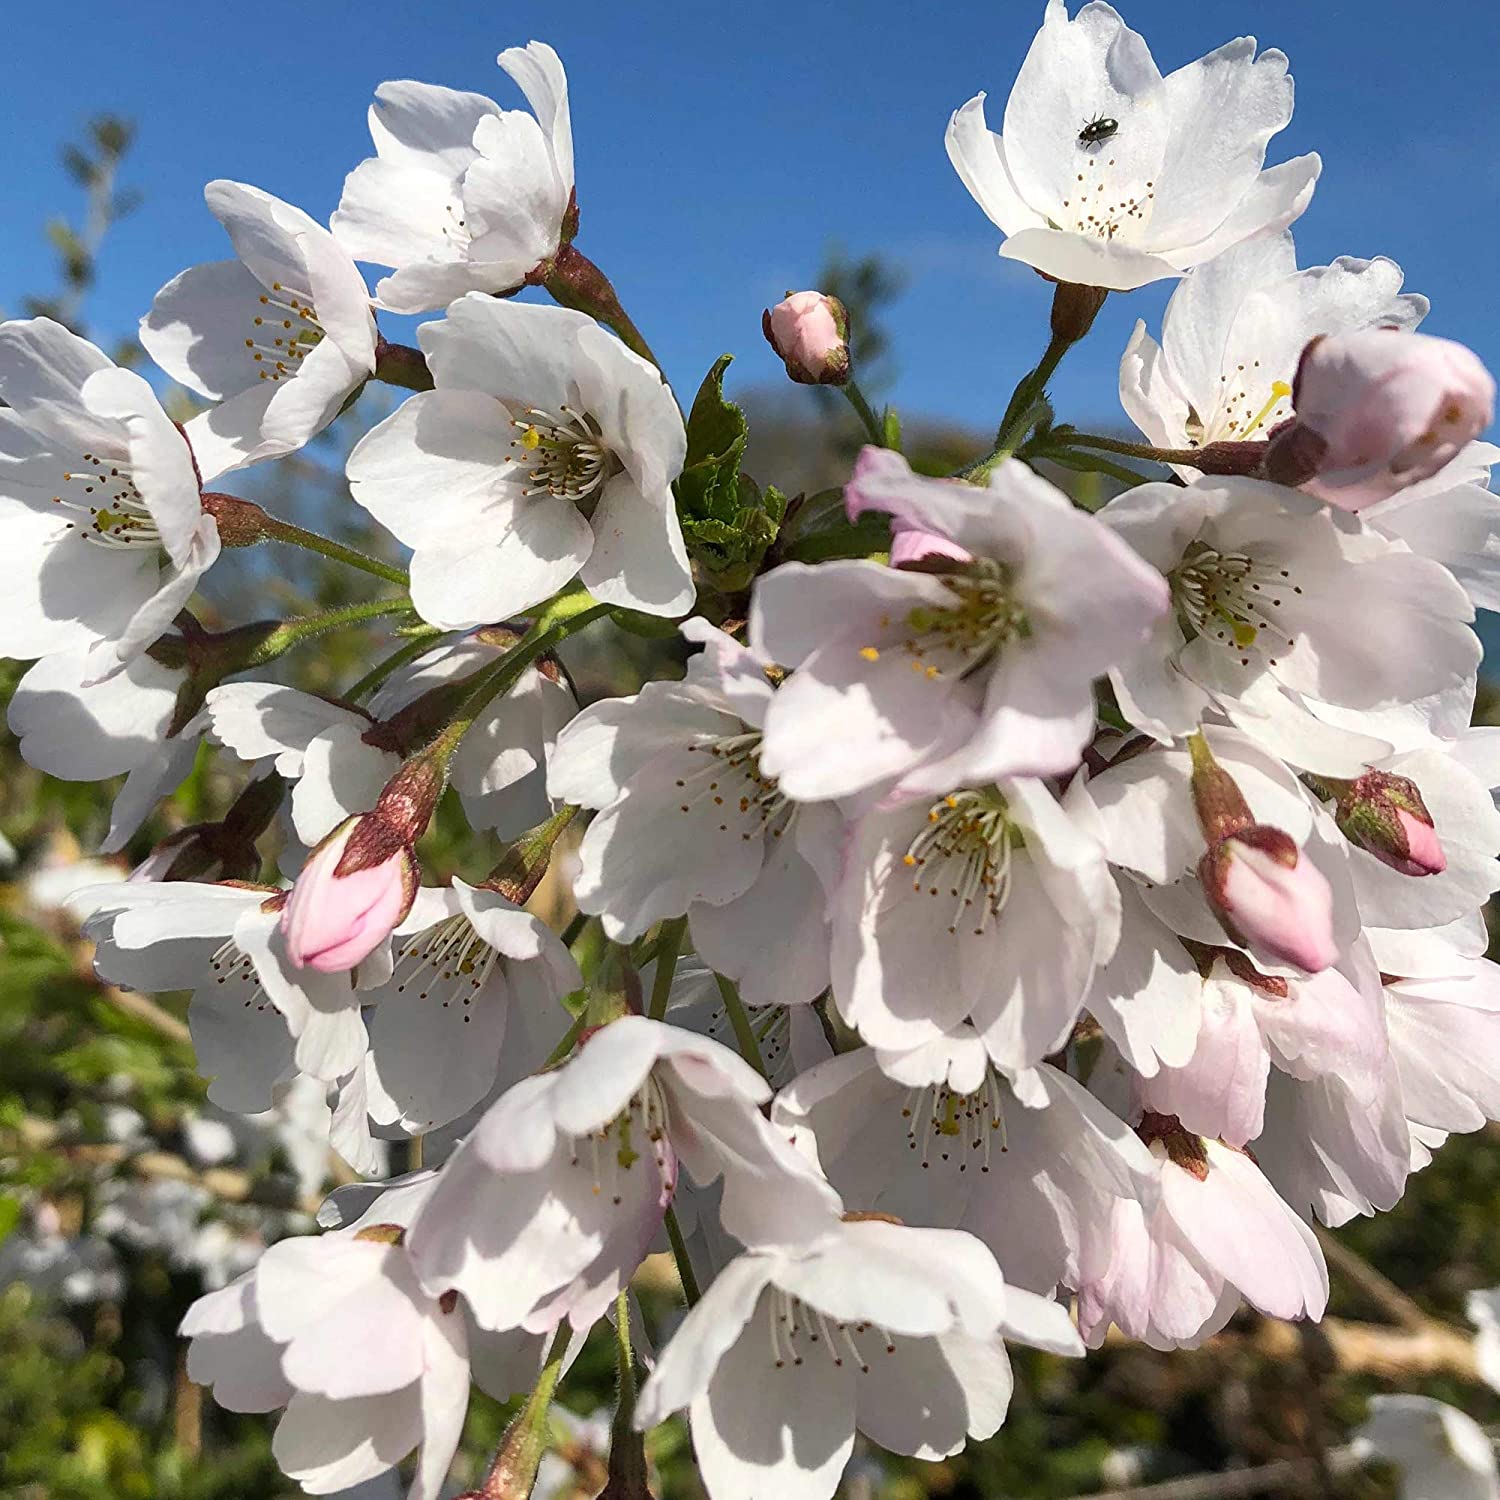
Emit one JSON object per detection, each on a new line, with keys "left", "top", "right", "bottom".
{"left": 1078, "top": 115, "right": 1119, "bottom": 149}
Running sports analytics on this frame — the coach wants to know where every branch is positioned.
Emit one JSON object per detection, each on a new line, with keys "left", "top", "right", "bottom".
{"left": 1316, "top": 1225, "right": 1433, "bottom": 1332}
{"left": 1079, "top": 1444, "right": 1367, "bottom": 1500}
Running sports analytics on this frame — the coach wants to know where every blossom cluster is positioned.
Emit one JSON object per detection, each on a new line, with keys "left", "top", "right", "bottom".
{"left": 5, "top": 4, "right": 1500, "bottom": 1497}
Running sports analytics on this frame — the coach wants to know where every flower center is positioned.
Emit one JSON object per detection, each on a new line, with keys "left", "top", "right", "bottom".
{"left": 765, "top": 1288, "right": 897, "bottom": 1373}
{"left": 902, "top": 788, "right": 1019, "bottom": 936}
{"left": 507, "top": 405, "right": 612, "bottom": 501}
{"left": 1056, "top": 155, "right": 1154, "bottom": 243}
{"left": 873, "top": 561, "right": 1029, "bottom": 682}
{"left": 565, "top": 1081, "right": 674, "bottom": 1208}
{"left": 244, "top": 280, "right": 324, "bottom": 384}
{"left": 1187, "top": 377, "right": 1293, "bottom": 448}
{"left": 390, "top": 913, "right": 501, "bottom": 1022}
{"left": 703, "top": 1001, "right": 795, "bottom": 1085}
{"left": 1170, "top": 543, "right": 1303, "bottom": 668}
{"left": 899, "top": 1067, "right": 1008, "bottom": 1174}
{"left": 51, "top": 451, "right": 161, "bottom": 551}
{"left": 673, "top": 732, "right": 793, "bottom": 842}
{"left": 208, "top": 939, "right": 276, "bottom": 1013}
{"left": 438, "top": 198, "right": 472, "bottom": 254}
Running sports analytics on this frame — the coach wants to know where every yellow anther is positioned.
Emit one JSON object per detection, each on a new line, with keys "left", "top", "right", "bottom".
{"left": 903, "top": 853, "right": 917, "bottom": 866}
{"left": 1241, "top": 379, "right": 1294, "bottom": 439}
{"left": 859, "top": 646, "right": 880, "bottom": 662}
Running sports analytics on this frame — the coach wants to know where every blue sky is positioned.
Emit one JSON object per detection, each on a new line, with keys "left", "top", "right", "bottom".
{"left": 2, "top": 0, "right": 1496, "bottom": 440}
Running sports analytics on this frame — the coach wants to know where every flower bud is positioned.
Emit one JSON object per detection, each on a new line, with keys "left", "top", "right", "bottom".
{"left": 1330, "top": 771, "right": 1446, "bottom": 878}
{"left": 762, "top": 291, "right": 850, "bottom": 386}
{"left": 1268, "top": 329, "right": 1496, "bottom": 511}
{"left": 1198, "top": 825, "right": 1337, "bottom": 974}
{"left": 280, "top": 813, "right": 417, "bottom": 972}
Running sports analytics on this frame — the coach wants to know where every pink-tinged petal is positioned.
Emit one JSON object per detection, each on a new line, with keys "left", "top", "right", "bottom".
{"left": 280, "top": 816, "right": 416, "bottom": 973}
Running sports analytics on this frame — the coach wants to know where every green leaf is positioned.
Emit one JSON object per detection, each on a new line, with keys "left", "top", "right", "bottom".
{"left": 673, "top": 355, "right": 783, "bottom": 585}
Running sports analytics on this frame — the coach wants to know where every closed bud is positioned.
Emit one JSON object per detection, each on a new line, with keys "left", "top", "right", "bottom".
{"left": 1331, "top": 771, "right": 1446, "bottom": 878}
{"left": 1198, "top": 825, "right": 1337, "bottom": 974}
{"left": 280, "top": 814, "right": 417, "bottom": 972}
{"left": 1267, "top": 329, "right": 1496, "bottom": 511}
{"left": 762, "top": 291, "right": 850, "bottom": 386}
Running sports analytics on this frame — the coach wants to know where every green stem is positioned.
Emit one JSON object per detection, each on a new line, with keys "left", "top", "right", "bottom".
{"left": 603, "top": 1289, "right": 652, "bottom": 1493}
{"left": 474, "top": 1325, "right": 572, "bottom": 1498}
{"left": 841, "top": 379, "right": 886, "bottom": 447}
{"left": 244, "top": 598, "right": 414, "bottom": 666}
{"left": 664, "top": 1205, "right": 702, "bottom": 1306}
{"left": 715, "top": 974, "right": 766, "bottom": 1078}
{"left": 1039, "top": 448, "right": 1156, "bottom": 490}
{"left": 994, "top": 332, "right": 1072, "bottom": 449}
{"left": 544, "top": 1007, "right": 588, "bottom": 1068}
{"left": 345, "top": 627, "right": 445, "bottom": 701}
{"left": 418, "top": 593, "right": 612, "bottom": 769}
{"left": 258, "top": 513, "right": 410, "bottom": 588}
{"left": 648, "top": 916, "right": 688, "bottom": 1021}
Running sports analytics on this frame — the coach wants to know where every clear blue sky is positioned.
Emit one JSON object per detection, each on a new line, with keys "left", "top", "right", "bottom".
{"left": 2, "top": 0, "right": 1497, "bottom": 439}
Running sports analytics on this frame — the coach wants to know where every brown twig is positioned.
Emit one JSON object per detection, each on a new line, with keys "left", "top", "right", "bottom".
{"left": 1316, "top": 1226, "right": 1433, "bottom": 1332}
{"left": 1081, "top": 1445, "right": 1366, "bottom": 1500}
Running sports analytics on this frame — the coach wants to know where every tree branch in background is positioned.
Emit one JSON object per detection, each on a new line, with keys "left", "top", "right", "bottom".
{"left": 22, "top": 115, "right": 139, "bottom": 346}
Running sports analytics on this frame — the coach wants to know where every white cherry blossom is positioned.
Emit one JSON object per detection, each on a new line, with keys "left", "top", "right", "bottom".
{"left": 207, "top": 634, "right": 574, "bottom": 846}
{"left": 77, "top": 879, "right": 388, "bottom": 1097}
{"left": 1355, "top": 1396, "right": 1500, "bottom": 1500}
{"left": 635, "top": 1215, "right": 1081, "bottom": 1500}
{"left": 407, "top": 1016, "right": 840, "bottom": 1335}
{"left": 141, "top": 181, "right": 377, "bottom": 480}
{"left": 549, "top": 619, "right": 842, "bottom": 1007}
{"left": 946, "top": 1, "right": 1319, "bottom": 291}
{"left": 359, "top": 879, "right": 580, "bottom": 1134}
{"left": 347, "top": 295, "right": 692, "bottom": 628}
{"left": 0, "top": 317, "right": 220, "bottom": 674}
{"left": 181, "top": 1177, "right": 554, "bottom": 1500}
{"left": 332, "top": 42, "right": 574, "bottom": 314}
{"left": 1099, "top": 476, "right": 1480, "bottom": 774}
{"left": 830, "top": 775, "right": 1117, "bottom": 1073}
{"left": 7, "top": 645, "right": 202, "bottom": 851}
{"left": 773, "top": 1043, "right": 1157, "bottom": 1295}
{"left": 753, "top": 450, "right": 1168, "bottom": 801}
{"left": 1120, "top": 229, "right": 1427, "bottom": 465}
{"left": 1075, "top": 1118, "right": 1327, "bottom": 1349}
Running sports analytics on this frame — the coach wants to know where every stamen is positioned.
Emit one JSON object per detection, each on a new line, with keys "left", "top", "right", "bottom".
{"left": 507, "top": 404, "right": 611, "bottom": 501}
{"left": 903, "top": 788, "right": 1018, "bottom": 936}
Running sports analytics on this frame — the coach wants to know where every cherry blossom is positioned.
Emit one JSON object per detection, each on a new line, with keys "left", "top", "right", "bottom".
{"left": 753, "top": 449, "right": 1168, "bottom": 800}
{"left": 1119, "top": 228, "right": 1427, "bottom": 467}
{"left": 1075, "top": 1115, "right": 1327, "bottom": 1349}
{"left": 946, "top": 1, "right": 1319, "bottom": 291}
{"left": 347, "top": 295, "right": 692, "bottom": 628}
{"left": 1099, "top": 476, "right": 1480, "bottom": 773}
{"left": 141, "top": 181, "right": 377, "bottom": 480}
{"left": 635, "top": 1215, "right": 1081, "bottom": 1500}
{"left": 549, "top": 619, "right": 842, "bottom": 1007}
{"left": 0, "top": 317, "right": 220, "bottom": 675}
{"left": 407, "top": 1016, "right": 840, "bottom": 1335}
{"left": 332, "top": 42, "right": 574, "bottom": 313}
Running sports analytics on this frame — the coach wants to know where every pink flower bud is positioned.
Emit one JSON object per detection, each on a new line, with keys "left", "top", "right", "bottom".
{"left": 1394, "top": 809, "right": 1446, "bottom": 877}
{"left": 1328, "top": 770, "right": 1446, "bottom": 878}
{"left": 280, "top": 814, "right": 417, "bottom": 972}
{"left": 762, "top": 291, "right": 850, "bottom": 386}
{"left": 1270, "top": 329, "right": 1495, "bottom": 510}
{"left": 1199, "top": 826, "right": 1337, "bottom": 973}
